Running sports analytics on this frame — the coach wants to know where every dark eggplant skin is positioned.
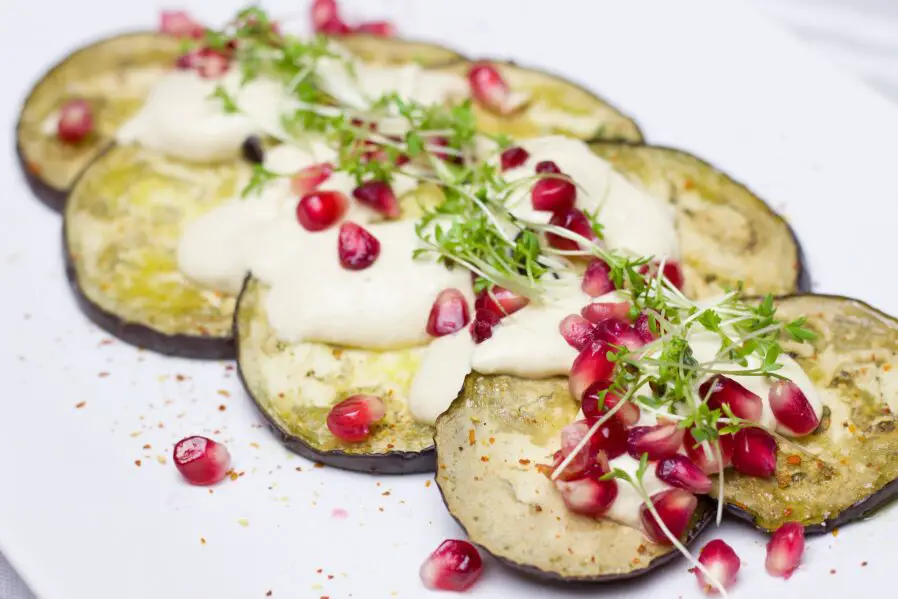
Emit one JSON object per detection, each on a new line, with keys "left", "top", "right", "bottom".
{"left": 16, "top": 142, "right": 77, "bottom": 213}
{"left": 233, "top": 277, "right": 436, "bottom": 474}
{"left": 62, "top": 223, "right": 235, "bottom": 360}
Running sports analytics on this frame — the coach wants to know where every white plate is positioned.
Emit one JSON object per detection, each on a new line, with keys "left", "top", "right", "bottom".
{"left": 2, "top": 0, "right": 898, "bottom": 597}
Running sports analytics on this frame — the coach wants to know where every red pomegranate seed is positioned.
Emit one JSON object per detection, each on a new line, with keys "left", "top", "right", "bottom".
{"left": 569, "top": 341, "right": 615, "bottom": 401}
{"left": 420, "top": 539, "right": 483, "bottom": 592}
{"left": 500, "top": 146, "right": 530, "bottom": 171}
{"left": 160, "top": 10, "right": 205, "bottom": 38}
{"left": 594, "top": 319, "right": 646, "bottom": 351}
{"left": 296, "top": 190, "right": 348, "bottom": 231}
{"left": 475, "top": 286, "right": 529, "bottom": 318}
{"left": 326, "top": 394, "right": 385, "bottom": 442}
{"left": 467, "top": 62, "right": 522, "bottom": 115}
{"left": 693, "top": 539, "right": 741, "bottom": 594}
{"left": 731, "top": 427, "right": 777, "bottom": 478}
{"left": 581, "top": 301, "right": 631, "bottom": 324}
{"left": 559, "top": 421, "right": 594, "bottom": 478}
{"left": 591, "top": 418, "right": 628, "bottom": 460}
{"left": 353, "top": 21, "right": 395, "bottom": 36}
{"left": 291, "top": 162, "right": 334, "bottom": 197}
{"left": 627, "top": 423, "right": 685, "bottom": 461}
{"left": 656, "top": 455, "right": 713, "bottom": 494}
{"left": 535, "top": 160, "right": 561, "bottom": 174}
{"left": 470, "top": 309, "right": 500, "bottom": 344}
{"left": 581, "top": 259, "right": 615, "bottom": 297}
{"left": 700, "top": 375, "right": 763, "bottom": 423}
{"left": 57, "top": 99, "right": 93, "bottom": 144}
{"left": 352, "top": 180, "right": 401, "bottom": 219}
{"left": 559, "top": 314, "right": 597, "bottom": 351}
{"left": 338, "top": 222, "right": 380, "bottom": 270}
{"left": 555, "top": 477, "right": 618, "bottom": 517}
{"left": 547, "top": 209, "right": 597, "bottom": 250}
{"left": 641, "top": 488, "right": 698, "bottom": 545}
{"left": 427, "top": 289, "right": 470, "bottom": 337}
{"left": 640, "top": 260, "right": 685, "bottom": 290}
{"left": 531, "top": 176, "right": 577, "bottom": 213}
{"left": 172, "top": 436, "right": 231, "bottom": 486}
{"left": 768, "top": 380, "right": 819, "bottom": 436}
{"left": 766, "top": 522, "right": 804, "bottom": 579}
{"left": 311, "top": 0, "right": 350, "bottom": 35}
{"left": 582, "top": 381, "right": 640, "bottom": 427}
{"left": 683, "top": 429, "right": 734, "bottom": 474}
{"left": 634, "top": 313, "right": 658, "bottom": 342}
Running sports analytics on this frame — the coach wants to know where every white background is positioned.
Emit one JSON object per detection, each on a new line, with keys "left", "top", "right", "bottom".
{"left": 3, "top": 1, "right": 898, "bottom": 597}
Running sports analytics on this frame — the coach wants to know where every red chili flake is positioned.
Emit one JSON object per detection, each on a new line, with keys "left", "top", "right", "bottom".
{"left": 327, "top": 575, "right": 334, "bottom": 580}
{"left": 218, "top": 405, "right": 227, "bottom": 411}
{"left": 175, "top": 374, "right": 188, "bottom": 382}
{"left": 143, "top": 444, "right": 152, "bottom": 450}
{"left": 75, "top": 401, "right": 87, "bottom": 409}
{"left": 683, "top": 178, "right": 696, "bottom": 190}
{"left": 225, "top": 364, "right": 235, "bottom": 371}
{"left": 217, "top": 390, "right": 231, "bottom": 397}
{"left": 489, "top": 437, "right": 496, "bottom": 445}
{"left": 98, "top": 372, "right": 110, "bottom": 378}
{"left": 382, "top": 491, "right": 391, "bottom": 496}
{"left": 832, "top": 527, "right": 840, "bottom": 537}
{"left": 99, "top": 339, "right": 114, "bottom": 346}
{"left": 316, "top": 569, "right": 323, "bottom": 574}
{"left": 314, "top": 462, "right": 325, "bottom": 469}
{"left": 134, "top": 460, "right": 142, "bottom": 467}
{"left": 378, "top": 507, "right": 384, "bottom": 512}
{"left": 425, "top": 480, "right": 432, "bottom": 488}
{"left": 266, "top": 592, "right": 272, "bottom": 597}
{"left": 783, "top": 507, "right": 794, "bottom": 517}
{"left": 480, "top": 456, "right": 490, "bottom": 462}
{"left": 787, "top": 454, "right": 802, "bottom": 466}
{"left": 200, "top": 537, "right": 206, "bottom": 545}
{"left": 295, "top": 467, "right": 303, "bottom": 472}
{"left": 468, "top": 429, "right": 476, "bottom": 446}
{"left": 518, "top": 459, "right": 531, "bottom": 466}
{"left": 862, "top": 561, "right": 869, "bottom": 567}
{"left": 250, "top": 443, "right": 260, "bottom": 449}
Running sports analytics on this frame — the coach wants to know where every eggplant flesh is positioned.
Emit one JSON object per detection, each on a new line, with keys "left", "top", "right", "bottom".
{"left": 718, "top": 294, "right": 898, "bottom": 532}
{"left": 434, "top": 373, "right": 711, "bottom": 581}
{"left": 334, "top": 34, "right": 466, "bottom": 67}
{"left": 16, "top": 32, "right": 182, "bottom": 212}
{"left": 589, "top": 143, "right": 806, "bottom": 297}
{"left": 235, "top": 278, "right": 436, "bottom": 473}
{"left": 63, "top": 145, "right": 246, "bottom": 357}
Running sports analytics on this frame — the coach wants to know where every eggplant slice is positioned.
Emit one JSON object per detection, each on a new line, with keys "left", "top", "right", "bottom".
{"left": 64, "top": 145, "right": 246, "bottom": 358}
{"left": 16, "top": 32, "right": 182, "bottom": 212}
{"left": 335, "top": 34, "right": 465, "bottom": 67}
{"left": 235, "top": 277, "right": 436, "bottom": 473}
{"left": 434, "top": 373, "right": 712, "bottom": 581}
{"left": 718, "top": 294, "right": 898, "bottom": 533}
{"left": 436, "top": 61, "right": 643, "bottom": 142}
{"left": 589, "top": 143, "right": 807, "bottom": 296}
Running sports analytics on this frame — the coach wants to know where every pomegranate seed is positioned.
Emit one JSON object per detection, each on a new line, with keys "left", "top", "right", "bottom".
{"left": 640, "top": 260, "right": 685, "bottom": 290}
{"left": 57, "top": 99, "right": 93, "bottom": 144}
{"left": 352, "top": 180, "right": 401, "bottom": 219}
{"left": 172, "top": 436, "right": 231, "bottom": 486}
{"left": 547, "top": 209, "right": 597, "bottom": 250}
{"left": 428, "top": 136, "right": 462, "bottom": 165}
{"left": 594, "top": 319, "right": 646, "bottom": 351}
{"left": 694, "top": 539, "right": 741, "bottom": 594}
{"left": 640, "top": 488, "right": 698, "bottom": 545}
{"left": 582, "top": 259, "right": 615, "bottom": 297}
{"left": 683, "top": 429, "right": 734, "bottom": 474}
{"left": 470, "top": 309, "right": 500, "bottom": 344}
{"left": 656, "top": 455, "right": 713, "bottom": 494}
{"left": 474, "top": 286, "right": 529, "bottom": 318}
{"left": 634, "top": 312, "right": 658, "bottom": 342}
{"left": 183, "top": 48, "right": 230, "bottom": 79}
{"left": 627, "top": 423, "right": 685, "bottom": 461}
{"left": 427, "top": 289, "right": 470, "bottom": 337}
{"left": 559, "top": 314, "right": 597, "bottom": 351}
{"left": 160, "top": 10, "right": 205, "bottom": 38}
{"left": 559, "top": 421, "right": 594, "bottom": 478}
{"left": 420, "top": 540, "right": 483, "bottom": 592}
{"left": 353, "top": 20, "right": 395, "bottom": 36}
{"left": 569, "top": 341, "right": 615, "bottom": 401}
{"left": 311, "top": 0, "right": 350, "bottom": 35}
{"left": 766, "top": 522, "right": 805, "bottom": 579}
{"left": 326, "top": 394, "right": 385, "bottom": 442}
{"left": 500, "top": 146, "right": 530, "bottom": 171}
{"left": 338, "top": 222, "right": 380, "bottom": 270}
{"left": 555, "top": 477, "right": 618, "bottom": 517}
{"left": 582, "top": 381, "right": 640, "bottom": 427}
{"left": 467, "top": 62, "right": 524, "bottom": 115}
{"left": 700, "top": 375, "right": 763, "bottom": 422}
{"left": 531, "top": 177, "right": 577, "bottom": 213}
{"left": 768, "top": 380, "right": 820, "bottom": 436}
{"left": 535, "top": 160, "right": 561, "bottom": 174}
{"left": 591, "top": 418, "right": 628, "bottom": 460}
{"left": 731, "top": 427, "right": 777, "bottom": 478}
{"left": 581, "top": 301, "right": 631, "bottom": 324}
{"left": 291, "top": 162, "right": 334, "bottom": 197}
{"left": 296, "top": 190, "right": 348, "bottom": 231}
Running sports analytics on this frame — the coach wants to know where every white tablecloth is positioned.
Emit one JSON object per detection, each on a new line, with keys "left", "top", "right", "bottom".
{"left": 2, "top": 1, "right": 894, "bottom": 596}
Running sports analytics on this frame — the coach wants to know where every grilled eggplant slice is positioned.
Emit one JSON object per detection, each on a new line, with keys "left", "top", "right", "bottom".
{"left": 17, "top": 32, "right": 181, "bottom": 212}
{"left": 235, "top": 277, "right": 435, "bottom": 473}
{"left": 436, "top": 61, "right": 642, "bottom": 142}
{"left": 64, "top": 145, "right": 246, "bottom": 358}
{"left": 335, "top": 34, "right": 465, "bottom": 67}
{"left": 589, "top": 143, "right": 807, "bottom": 296}
{"left": 434, "top": 373, "right": 712, "bottom": 581}
{"left": 718, "top": 294, "right": 898, "bottom": 533}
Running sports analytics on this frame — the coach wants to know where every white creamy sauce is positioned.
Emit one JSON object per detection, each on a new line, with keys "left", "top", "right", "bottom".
{"left": 408, "top": 331, "right": 476, "bottom": 423}
{"left": 503, "top": 136, "right": 680, "bottom": 260}
{"left": 603, "top": 454, "right": 670, "bottom": 529}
